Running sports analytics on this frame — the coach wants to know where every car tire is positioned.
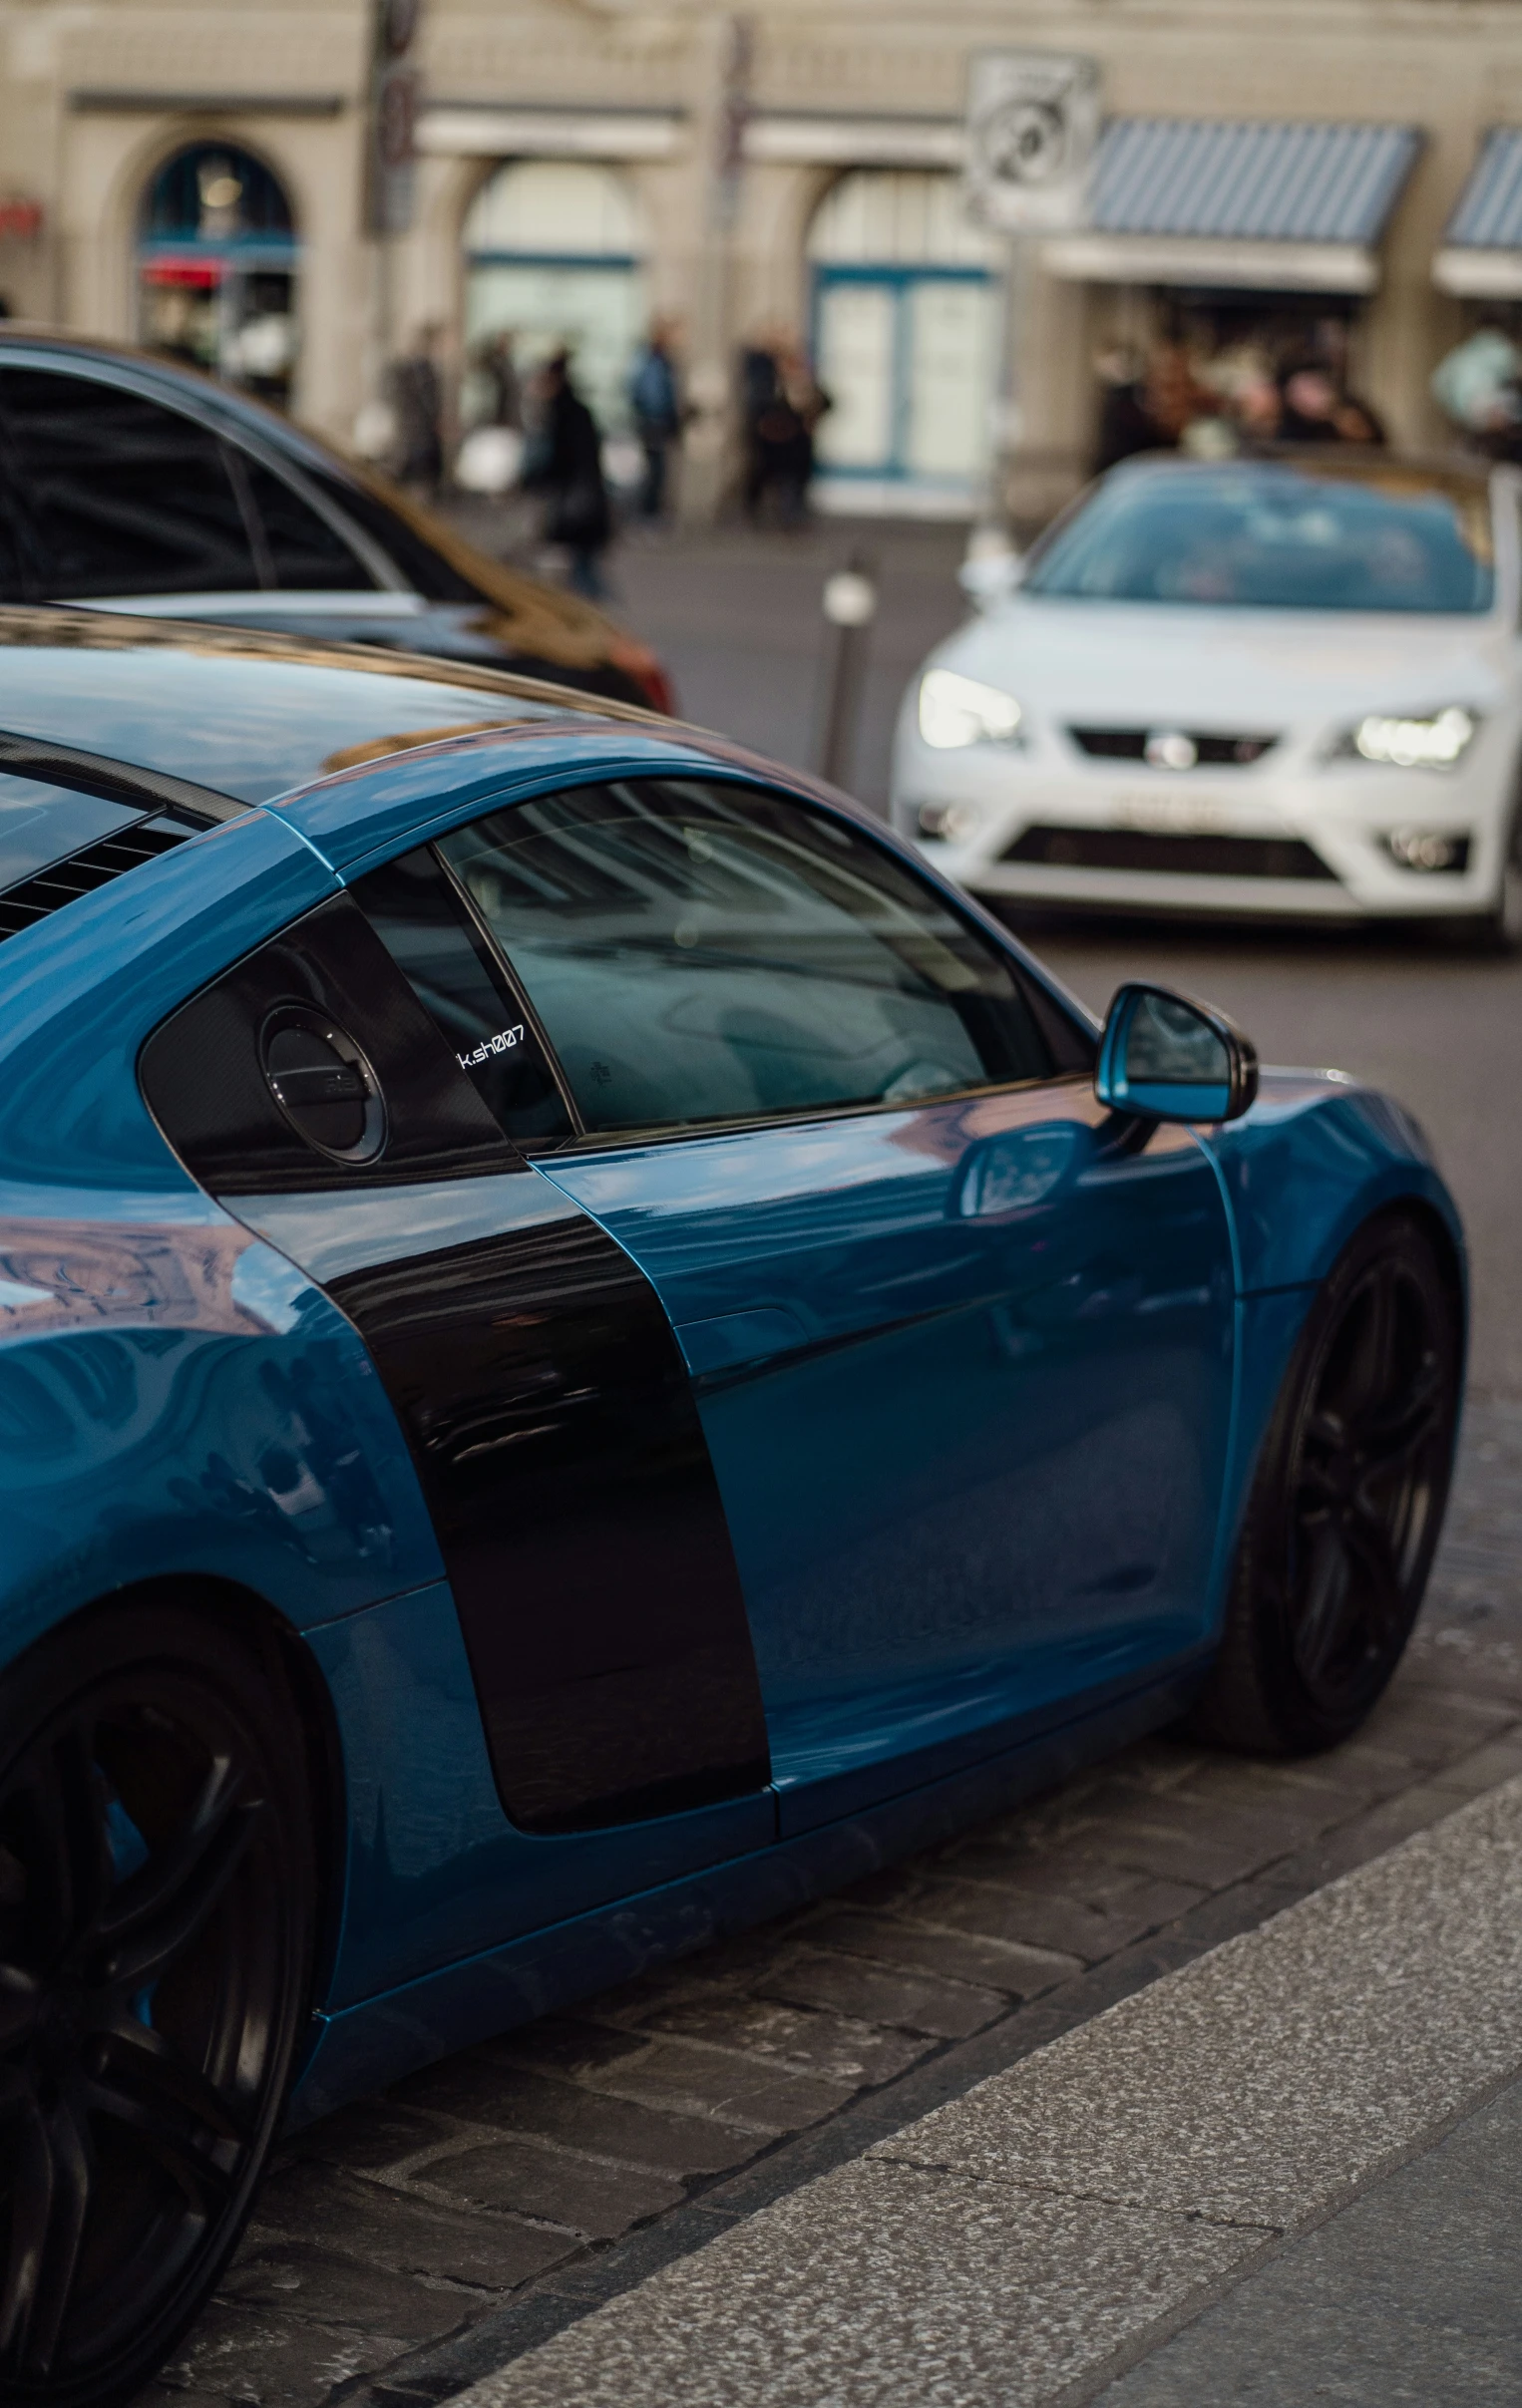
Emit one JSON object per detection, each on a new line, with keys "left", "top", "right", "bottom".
{"left": 1186, "top": 1212, "right": 1461, "bottom": 1757}
{"left": 0, "top": 1601, "right": 316, "bottom": 2408}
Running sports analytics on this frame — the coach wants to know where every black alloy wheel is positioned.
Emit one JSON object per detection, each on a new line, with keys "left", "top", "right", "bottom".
{"left": 1188, "top": 1213, "right": 1461, "bottom": 1754}
{"left": 0, "top": 1606, "right": 315, "bottom": 2408}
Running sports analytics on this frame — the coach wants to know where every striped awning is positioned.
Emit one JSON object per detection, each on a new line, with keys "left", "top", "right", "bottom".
{"left": 1045, "top": 118, "right": 1421, "bottom": 293}
{"left": 1434, "top": 130, "right": 1522, "bottom": 297}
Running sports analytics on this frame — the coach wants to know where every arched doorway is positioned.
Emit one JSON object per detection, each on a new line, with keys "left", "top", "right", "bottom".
{"left": 463, "top": 161, "right": 647, "bottom": 433}
{"left": 808, "top": 171, "right": 998, "bottom": 508}
{"left": 137, "top": 143, "right": 298, "bottom": 405}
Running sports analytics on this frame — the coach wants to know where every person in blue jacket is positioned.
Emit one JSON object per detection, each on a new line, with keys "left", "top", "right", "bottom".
{"left": 628, "top": 316, "right": 685, "bottom": 522}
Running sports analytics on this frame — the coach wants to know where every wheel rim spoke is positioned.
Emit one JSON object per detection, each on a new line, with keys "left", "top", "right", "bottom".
{"left": 1339, "top": 1504, "right": 1408, "bottom": 1649}
{"left": 10, "top": 1724, "right": 109, "bottom": 1965}
{"left": 82, "top": 2054, "right": 240, "bottom": 2217}
{"left": 97, "top": 1758, "right": 261, "bottom": 1989}
{"left": 0, "top": 1961, "right": 40, "bottom": 2052}
{"left": 0, "top": 2087, "right": 93, "bottom": 2380}
{"left": 0, "top": 2073, "right": 49, "bottom": 2367}
{"left": 1353, "top": 1361, "right": 1445, "bottom": 1477}
{"left": 1343, "top": 1264, "right": 1401, "bottom": 1422}
{"left": 1291, "top": 1517, "right": 1355, "bottom": 1689}
{"left": 90, "top": 2012, "right": 252, "bottom": 2151}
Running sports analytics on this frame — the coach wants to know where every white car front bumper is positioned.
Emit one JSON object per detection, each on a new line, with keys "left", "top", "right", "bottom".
{"left": 890, "top": 726, "right": 1515, "bottom": 922}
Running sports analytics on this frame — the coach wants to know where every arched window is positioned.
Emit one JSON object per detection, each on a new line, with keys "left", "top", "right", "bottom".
{"left": 138, "top": 143, "right": 299, "bottom": 405}
{"left": 463, "top": 161, "right": 647, "bottom": 432}
{"left": 806, "top": 171, "right": 997, "bottom": 499}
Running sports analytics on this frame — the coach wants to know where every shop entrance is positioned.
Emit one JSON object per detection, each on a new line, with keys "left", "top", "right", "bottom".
{"left": 807, "top": 172, "right": 997, "bottom": 513}
{"left": 463, "top": 161, "right": 647, "bottom": 435}
{"left": 137, "top": 144, "right": 298, "bottom": 406}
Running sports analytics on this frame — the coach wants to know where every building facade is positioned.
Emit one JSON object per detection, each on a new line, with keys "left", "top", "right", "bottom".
{"left": 5, "top": 0, "right": 1522, "bottom": 517}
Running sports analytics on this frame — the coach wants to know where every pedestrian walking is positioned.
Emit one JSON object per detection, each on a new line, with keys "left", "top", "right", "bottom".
{"left": 475, "top": 330, "right": 523, "bottom": 430}
{"left": 738, "top": 329, "right": 829, "bottom": 526}
{"left": 389, "top": 322, "right": 446, "bottom": 497}
{"left": 628, "top": 316, "right": 685, "bottom": 522}
{"left": 523, "top": 349, "right": 612, "bottom": 598}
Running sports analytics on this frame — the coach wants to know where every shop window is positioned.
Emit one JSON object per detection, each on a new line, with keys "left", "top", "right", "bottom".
{"left": 138, "top": 144, "right": 299, "bottom": 409}
{"left": 806, "top": 172, "right": 997, "bottom": 494}
{"left": 462, "top": 161, "right": 648, "bottom": 434}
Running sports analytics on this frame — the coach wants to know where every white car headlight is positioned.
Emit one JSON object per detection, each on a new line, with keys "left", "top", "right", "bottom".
{"left": 918, "top": 669, "right": 1024, "bottom": 751}
{"left": 1345, "top": 706, "right": 1478, "bottom": 771}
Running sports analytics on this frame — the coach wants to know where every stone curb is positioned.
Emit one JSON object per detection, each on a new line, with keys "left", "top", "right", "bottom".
{"left": 437, "top": 1773, "right": 1522, "bottom": 2408}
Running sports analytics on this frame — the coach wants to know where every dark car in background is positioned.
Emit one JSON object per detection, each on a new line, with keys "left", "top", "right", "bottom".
{"left": 0, "top": 332, "right": 673, "bottom": 712}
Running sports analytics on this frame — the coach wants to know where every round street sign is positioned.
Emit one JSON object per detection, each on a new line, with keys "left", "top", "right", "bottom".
{"left": 964, "top": 51, "right": 1101, "bottom": 233}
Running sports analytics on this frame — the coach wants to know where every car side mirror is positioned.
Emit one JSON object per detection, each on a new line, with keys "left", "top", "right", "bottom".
{"left": 1094, "top": 982, "right": 1259, "bottom": 1125}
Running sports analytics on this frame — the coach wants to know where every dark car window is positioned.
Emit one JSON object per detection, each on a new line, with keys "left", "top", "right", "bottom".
{"left": 0, "top": 368, "right": 262, "bottom": 598}
{"left": 435, "top": 778, "right": 1084, "bottom": 1137}
{"left": 236, "top": 455, "right": 378, "bottom": 591}
{"left": 352, "top": 847, "right": 572, "bottom": 1143}
{"left": 296, "top": 466, "right": 482, "bottom": 603}
{"left": 0, "top": 442, "right": 32, "bottom": 600}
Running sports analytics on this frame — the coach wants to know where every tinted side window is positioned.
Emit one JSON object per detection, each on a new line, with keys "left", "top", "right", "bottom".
{"left": 299, "top": 466, "right": 482, "bottom": 602}
{"left": 437, "top": 779, "right": 1081, "bottom": 1136}
{"left": 237, "top": 456, "right": 378, "bottom": 590}
{"left": 0, "top": 438, "right": 33, "bottom": 600}
{"left": 352, "top": 848, "right": 572, "bottom": 1144}
{"left": 0, "top": 369, "right": 260, "bottom": 597}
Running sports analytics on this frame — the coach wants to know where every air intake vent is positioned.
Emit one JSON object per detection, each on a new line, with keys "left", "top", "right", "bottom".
{"left": 1069, "top": 728, "right": 1278, "bottom": 766}
{"left": 1002, "top": 825, "right": 1338, "bottom": 880}
{"left": 0, "top": 817, "right": 193, "bottom": 941}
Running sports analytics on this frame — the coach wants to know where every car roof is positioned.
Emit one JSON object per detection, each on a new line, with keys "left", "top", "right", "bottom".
{"left": 0, "top": 605, "right": 650, "bottom": 803}
{"left": 0, "top": 606, "right": 676, "bottom": 937}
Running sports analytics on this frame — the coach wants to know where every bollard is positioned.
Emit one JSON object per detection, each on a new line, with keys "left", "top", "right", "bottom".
{"left": 818, "top": 556, "right": 878, "bottom": 789}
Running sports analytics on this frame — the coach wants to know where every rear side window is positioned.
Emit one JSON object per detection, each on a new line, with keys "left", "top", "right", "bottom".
{"left": 352, "top": 848, "right": 571, "bottom": 1143}
{"left": 0, "top": 368, "right": 260, "bottom": 597}
{"left": 435, "top": 778, "right": 1084, "bottom": 1136}
{"left": 236, "top": 455, "right": 378, "bottom": 591}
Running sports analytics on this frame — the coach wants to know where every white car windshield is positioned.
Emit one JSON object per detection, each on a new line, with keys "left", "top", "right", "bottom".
{"left": 1023, "top": 463, "right": 1496, "bottom": 615}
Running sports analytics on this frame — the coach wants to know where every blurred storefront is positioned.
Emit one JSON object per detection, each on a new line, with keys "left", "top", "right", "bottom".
{"left": 806, "top": 171, "right": 997, "bottom": 516}
{"left": 137, "top": 143, "right": 299, "bottom": 404}
{"left": 462, "top": 159, "right": 647, "bottom": 433}
{"left": 12, "top": 0, "right": 1522, "bottom": 512}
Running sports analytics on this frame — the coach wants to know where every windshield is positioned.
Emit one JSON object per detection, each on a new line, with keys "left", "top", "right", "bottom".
{"left": 1023, "top": 464, "right": 1496, "bottom": 615}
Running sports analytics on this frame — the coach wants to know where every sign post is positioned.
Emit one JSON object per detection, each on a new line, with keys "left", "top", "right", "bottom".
{"left": 366, "top": 0, "right": 423, "bottom": 414}
{"left": 963, "top": 50, "right": 1100, "bottom": 530}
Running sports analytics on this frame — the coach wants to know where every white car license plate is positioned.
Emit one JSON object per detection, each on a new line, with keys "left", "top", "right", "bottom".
{"left": 1110, "top": 792, "right": 1237, "bottom": 835}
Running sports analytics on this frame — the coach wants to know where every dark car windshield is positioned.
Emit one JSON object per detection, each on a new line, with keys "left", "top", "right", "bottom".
{"left": 1023, "top": 464, "right": 1496, "bottom": 615}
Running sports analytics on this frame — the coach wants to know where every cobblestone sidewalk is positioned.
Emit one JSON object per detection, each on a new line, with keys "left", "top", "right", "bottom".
{"left": 144, "top": 1395, "right": 1522, "bottom": 2408}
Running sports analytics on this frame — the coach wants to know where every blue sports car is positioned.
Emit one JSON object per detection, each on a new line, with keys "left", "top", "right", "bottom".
{"left": 0, "top": 611, "right": 1463, "bottom": 2405}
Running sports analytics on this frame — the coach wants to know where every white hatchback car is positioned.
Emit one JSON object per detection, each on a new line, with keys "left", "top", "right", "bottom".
{"left": 891, "top": 454, "right": 1522, "bottom": 942}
